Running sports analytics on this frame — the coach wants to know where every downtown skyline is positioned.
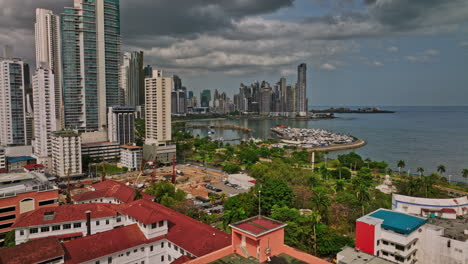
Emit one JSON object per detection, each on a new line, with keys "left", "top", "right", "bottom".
{"left": 0, "top": 0, "right": 467, "bottom": 106}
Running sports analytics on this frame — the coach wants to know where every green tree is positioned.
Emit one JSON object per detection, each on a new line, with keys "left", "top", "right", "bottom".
{"left": 270, "top": 205, "right": 301, "bottom": 222}
{"left": 462, "top": 169, "right": 468, "bottom": 179}
{"left": 397, "top": 160, "right": 405, "bottom": 175}
{"left": 2, "top": 230, "right": 15, "bottom": 247}
{"left": 437, "top": 165, "right": 446, "bottom": 176}
{"left": 417, "top": 167, "right": 425, "bottom": 177}
{"left": 135, "top": 118, "right": 146, "bottom": 146}
{"left": 356, "top": 184, "right": 371, "bottom": 215}
{"left": 256, "top": 179, "right": 294, "bottom": 215}
{"left": 222, "top": 162, "right": 241, "bottom": 174}
{"left": 219, "top": 193, "right": 227, "bottom": 203}
{"left": 237, "top": 147, "right": 260, "bottom": 165}
{"left": 224, "top": 192, "right": 257, "bottom": 217}
{"left": 134, "top": 189, "right": 142, "bottom": 200}
{"left": 335, "top": 179, "right": 346, "bottom": 192}
{"left": 222, "top": 208, "right": 247, "bottom": 231}
{"left": 309, "top": 187, "right": 330, "bottom": 222}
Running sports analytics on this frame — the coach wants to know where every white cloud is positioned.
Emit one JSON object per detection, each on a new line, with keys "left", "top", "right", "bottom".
{"left": 406, "top": 49, "right": 439, "bottom": 63}
{"left": 373, "top": 61, "right": 384, "bottom": 67}
{"left": 387, "top": 46, "right": 399, "bottom": 52}
{"left": 424, "top": 49, "right": 439, "bottom": 56}
{"left": 320, "top": 63, "right": 337, "bottom": 71}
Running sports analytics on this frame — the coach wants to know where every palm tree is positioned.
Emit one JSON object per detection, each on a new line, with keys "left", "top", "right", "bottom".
{"left": 437, "top": 165, "right": 446, "bottom": 176}
{"left": 462, "top": 169, "right": 468, "bottom": 179}
{"left": 365, "top": 158, "right": 371, "bottom": 169}
{"left": 397, "top": 160, "right": 405, "bottom": 175}
{"left": 209, "top": 195, "right": 217, "bottom": 205}
{"left": 356, "top": 184, "right": 371, "bottom": 215}
{"left": 335, "top": 179, "right": 345, "bottom": 192}
{"left": 386, "top": 168, "right": 392, "bottom": 175}
{"left": 417, "top": 167, "right": 424, "bottom": 177}
{"left": 219, "top": 193, "right": 227, "bottom": 204}
{"left": 309, "top": 187, "right": 331, "bottom": 222}
{"left": 422, "top": 176, "right": 434, "bottom": 198}
{"left": 134, "top": 189, "right": 143, "bottom": 200}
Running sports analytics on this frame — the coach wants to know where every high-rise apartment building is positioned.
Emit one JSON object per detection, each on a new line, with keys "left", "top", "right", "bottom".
{"left": 61, "top": 0, "right": 121, "bottom": 131}
{"left": 120, "top": 51, "right": 144, "bottom": 107}
{"left": 0, "top": 58, "right": 27, "bottom": 146}
{"left": 296, "top": 63, "right": 307, "bottom": 114}
{"left": 107, "top": 106, "right": 135, "bottom": 145}
{"left": 35, "top": 8, "right": 63, "bottom": 129}
{"left": 51, "top": 131, "right": 82, "bottom": 178}
{"left": 145, "top": 69, "right": 172, "bottom": 145}
{"left": 32, "top": 67, "right": 56, "bottom": 167}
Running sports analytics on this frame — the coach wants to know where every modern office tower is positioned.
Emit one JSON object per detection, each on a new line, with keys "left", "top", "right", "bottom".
{"left": 107, "top": 106, "right": 135, "bottom": 145}
{"left": 279, "top": 77, "right": 287, "bottom": 112}
{"left": 61, "top": 0, "right": 121, "bottom": 132}
{"left": 173, "top": 75, "right": 182, "bottom": 91}
{"left": 0, "top": 58, "right": 27, "bottom": 146}
{"left": 144, "top": 69, "right": 175, "bottom": 163}
{"left": 35, "top": 8, "right": 63, "bottom": 129}
{"left": 188, "top": 91, "right": 193, "bottom": 99}
{"left": 286, "top": 85, "right": 296, "bottom": 113}
{"left": 296, "top": 63, "right": 307, "bottom": 114}
{"left": 260, "top": 83, "right": 272, "bottom": 115}
{"left": 32, "top": 67, "right": 57, "bottom": 168}
{"left": 119, "top": 52, "right": 130, "bottom": 105}
{"left": 145, "top": 69, "right": 172, "bottom": 145}
{"left": 171, "top": 90, "right": 187, "bottom": 115}
{"left": 144, "top": 65, "right": 153, "bottom": 78}
{"left": 200, "top": 90, "right": 211, "bottom": 108}
{"left": 51, "top": 131, "right": 82, "bottom": 178}
{"left": 120, "top": 51, "right": 144, "bottom": 106}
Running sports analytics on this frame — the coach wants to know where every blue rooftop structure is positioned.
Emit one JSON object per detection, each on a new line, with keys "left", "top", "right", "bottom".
{"left": 370, "top": 209, "right": 427, "bottom": 235}
{"left": 7, "top": 156, "right": 35, "bottom": 163}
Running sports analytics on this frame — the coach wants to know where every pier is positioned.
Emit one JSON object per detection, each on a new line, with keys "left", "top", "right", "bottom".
{"left": 185, "top": 124, "right": 252, "bottom": 133}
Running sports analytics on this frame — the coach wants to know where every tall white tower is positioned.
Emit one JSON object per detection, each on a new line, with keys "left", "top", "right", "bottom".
{"left": 32, "top": 67, "right": 57, "bottom": 168}
{"left": 35, "top": 8, "right": 63, "bottom": 129}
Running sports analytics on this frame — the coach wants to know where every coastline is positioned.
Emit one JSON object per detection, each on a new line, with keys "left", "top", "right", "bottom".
{"left": 304, "top": 139, "right": 366, "bottom": 152}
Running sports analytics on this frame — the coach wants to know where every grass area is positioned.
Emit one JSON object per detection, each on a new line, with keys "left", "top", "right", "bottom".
{"left": 91, "top": 163, "right": 127, "bottom": 175}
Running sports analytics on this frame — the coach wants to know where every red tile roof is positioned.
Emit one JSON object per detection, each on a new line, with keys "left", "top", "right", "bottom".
{"left": 62, "top": 224, "right": 152, "bottom": 264}
{"left": 23, "top": 163, "right": 45, "bottom": 170}
{"left": 172, "top": 255, "right": 194, "bottom": 264}
{"left": 441, "top": 208, "right": 456, "bottom": 213}
{"left": 118, "top": 199, "right": 170, "bottom": 225}
{"left": 72, "top": 180, "right": 153, "bottom": 203}
{"left": 0, "top": 237, "right": 64, "bottom": 264}
{"left": 12, "top": 203, "right": 118, "bottom": 228}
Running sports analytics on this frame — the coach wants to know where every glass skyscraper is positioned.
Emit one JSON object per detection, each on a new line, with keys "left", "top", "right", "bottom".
{"left": 61, "top": 0, "right": 121, "bottom": 131}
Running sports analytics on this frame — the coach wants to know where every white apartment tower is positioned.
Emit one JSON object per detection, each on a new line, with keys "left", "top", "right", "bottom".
{"left": 145, "top": 69, "right": 172, "bottom": 145}
{"left": 0, "top": 58, "right": 27, "bottom": 146}
{"left": 51, "top": 131, "right": 82, "bottom": 178}
{"left": 32, "top": 67, "right": 57, "bottom": 168}
{"left": 35, "top": 8, "right": 63, "bottom": 129}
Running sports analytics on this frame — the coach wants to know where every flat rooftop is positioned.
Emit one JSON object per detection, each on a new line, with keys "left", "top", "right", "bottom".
{"left": 230, "top": 216, "right": 286, "bottom": 236}
{"left": 426, "top": 215, "right": 468, "bottom": 242}
{"left": 338, "top": 247, "right": 395, "bottom": 264}
{"left": 0, "top": 172, "right": 54, "bottom": 197}
{"left": 369, "top": 209, "right": 427, "bottom": 235}
{"left": 209, "top": 253, "right": 308, "bottom": 264}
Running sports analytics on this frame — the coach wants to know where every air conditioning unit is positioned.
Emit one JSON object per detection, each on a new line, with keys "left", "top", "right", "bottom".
{"left": 265, "top": 248, "right": 271, "bottom": 254}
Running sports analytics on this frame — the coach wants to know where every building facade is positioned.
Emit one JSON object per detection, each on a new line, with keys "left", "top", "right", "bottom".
{"left": 0, "top": 58, "right": 27, "bottom": 146}
{"left": 35, "top": 8, "right": 63, "bottom": 129}
{"left": 107, "top": 106, "right": 136, "bottom": 145}
{"left": 32, "top": 67, "right": 56, "bottom": 164}
{"left": 51, "top": 131, "right": 82, "bottom": 178}
{"left": 296, "top": 63, "right": 307, "bottom": 114}
{"left": 61, "top": 0, "right": 121, "bottom": 131}
{"left": 81, "top": 141, "right": 120, "bottom": 163}
{"left": 120, "top": 51, "right": 144, "bottom": 107}
{"left": 119, "top": 145, "right": 142, "bottom": 171}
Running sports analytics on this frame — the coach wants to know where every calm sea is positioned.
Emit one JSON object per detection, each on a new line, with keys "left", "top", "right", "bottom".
{"left": 188, "top": 106, "right": 468, "bottom": 183}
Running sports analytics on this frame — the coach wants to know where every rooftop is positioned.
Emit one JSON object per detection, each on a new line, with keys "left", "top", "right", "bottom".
{"left": 0, "top": 171, "right": 55, "bottom": 197}
{"left": 337, "top": 247, "right": 396, "bottom": 264}
{"left": 426, "top": 215, "right": 468, "bottom": 241}
{"left": 368, "top": 209, "right": 427, "bottom": 235}
{"left": 208, "top": 253, "right": 309, "bottom": 264}
{"left": 6, "top": 156, "right": 35, "bottom": 163}
{"left": 72, "top": 180, "right": 153, "bottom": 203}
{"left": 230, "top": 216, "right": 286, "bottom": 237}
{"left": 0, "top": 237, "right": 64, "bottom": 264}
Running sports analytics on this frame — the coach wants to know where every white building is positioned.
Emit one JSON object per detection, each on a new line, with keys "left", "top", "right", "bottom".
{"left": 0, "top": 147, "right": 5, "bottom": 169}
{"left": 35, "top": 8, "right": 63, "bottom": 130}
{"left": 0, "top": 58, "right": 27, "bottom": 146}
{"left": 356, "top": 208, "right": 468, "bottom": 264}
{"left": 51, "top": 131, "right": 82, "bottom": 178}
{"left": 32, "top": 67, "right": 56, "bottom": 169}
{"left": 392, "top": 194, "right": 468, "bottom": 218}
{"left": 119, "top": 144, "right": 142, "bottom": 171}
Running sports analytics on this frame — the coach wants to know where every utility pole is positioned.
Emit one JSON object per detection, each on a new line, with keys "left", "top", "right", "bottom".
{"left": 172, "top": 155, "right": 176, "bottom": 184}
{"left": 66, "top": 168, "right": 72, "bottom": 204}
{"left": 258, "top": 184, "right": 262, "bottom": 218}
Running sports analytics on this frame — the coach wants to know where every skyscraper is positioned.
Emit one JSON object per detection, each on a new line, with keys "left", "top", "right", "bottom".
{"left": 61, "top": 0, "right": 121, "bottom": 131}
{"left": 32, "top": 67, "right": 57, "bottom": 163}
{"left": 145, "top": 69, "right": 172, "bottom": 145}
{"left": 120, "top": 51, "right": 144, "bottom": 107}
{"left": 296, "top": 63, "right": 307, "bottom": 114}
{"left": 200, "top": 90, "right": 211, "bottom": 108}
{"left": 107, "top": 106, "right": 135, "bottom": 145}
{"left": 35, "top": 8, "right": 63, "bottom": 129}
{"left": 173, "top": 75, "right": 182, "bottom": 91}
{"left": 144, "top": 65, "right": 153, "bottom": 78}
{"left": 0, "top": 58, "right": 27, "bottom": 146}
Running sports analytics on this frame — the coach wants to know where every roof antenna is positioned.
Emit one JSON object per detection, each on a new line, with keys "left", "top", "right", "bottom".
{"left": 258, "top": 184, "right": 262, "bottom": 219}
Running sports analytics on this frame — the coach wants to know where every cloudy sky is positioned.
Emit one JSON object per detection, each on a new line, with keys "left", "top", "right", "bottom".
{"left": 1, "top": 0, "right": 468, "bottom": 106}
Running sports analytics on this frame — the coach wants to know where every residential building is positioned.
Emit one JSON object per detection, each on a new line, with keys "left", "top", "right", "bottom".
{"left": 72, "top": 180, "right": 153, "bottom": 204}
{"left": 0, "top": 171, "right": 58, "bottom": 245}
{"left": 296, "top": 63, "right": 307, "bottom": 115}
{"left": 51, "top": 131, "right": 82, "bottom": 178}
{"left": 107, "top": 106, "right": 136, "bottom": 145}
{"left": 6, "top": 156, "right": 37, "bottom": 172}
{"left": 119, "top": 144, "right": 142, "bottom": 171}
{"left": 32, "top": 67, "right": 56, "bottom": 169}
{"left": 0, "top": 58, "right": 27, "bottom": 146}
{"left": 0, "top": 147, "right": 5, "bottom": 170}
{"left": 35, "top": 8, "right": 63, "bottom": 129}
{"left": 120, "top": 51, "right": 144, "bottom": 107}
{"left": 61, "top": 0, "right": 121, "bottom": 131}
{"left": 337, "top": 247, "right": 395, "bottom": 264}
{"left": 356, "top": 208, "right": 468, "bottom": 264}
{"left": 10, "top": 199, "right": 231, "bottom": 263}
{"left": 392, "top": 194, "right": 468, "bottom": 218}
{"left": 81, "top": 141, "right": 120, "bottom": 163}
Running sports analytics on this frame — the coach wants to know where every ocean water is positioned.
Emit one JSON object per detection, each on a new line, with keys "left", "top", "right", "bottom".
{"left": 188, "top": 106, "right": 468, "bottom": 183}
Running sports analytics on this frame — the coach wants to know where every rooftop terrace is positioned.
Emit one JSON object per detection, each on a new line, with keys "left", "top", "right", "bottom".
{"left": 427, "top": 215, "right": 468, "bottom": 241}
{"left": 230, "top": 216, "right": 286, "bottom": 237}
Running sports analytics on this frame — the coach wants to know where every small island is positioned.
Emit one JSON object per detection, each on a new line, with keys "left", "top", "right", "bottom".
{"left": 311, "top": 107, "right": 395, "bottom": 114}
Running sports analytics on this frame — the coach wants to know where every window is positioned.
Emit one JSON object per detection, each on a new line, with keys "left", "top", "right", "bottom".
{"left": 116, "top": 217, "right": 121, "bottom": 223}
{"left": 63, "top": 224, "right": 71, "bottom": 229}
{"left": 96, "top": 221, "right": 100, "bottom": 226}
{"left": 30, "top": 228, "right": 38, "bottom": 234}
{"left": 0, "top": 214, "right": 15, "bottom": 222}
{"left": 95, "top": 261, "right": 100, "bottom": 264}
{"left": 395, "top": 256, "right": 404, "bottom": 262}
{"left": 39, "top": 199, "right": 56, "bottom": 206}
{"left": 377, "top": 240, "right": 380, "bottom": 245}
{"left": 168, "top": 256, "right": 172, "bottom": 261}
{"left": 161, "top": 256, "right": 164, "bottom": 262}
{"left": 126, "top": 252, "right": 130, "bottom": 256}
{"left": 52, "top": 225, "right": 61, "bottom": 231}
{"left": 134, "top": 249, "right": 137, "bottom": 253}
{"left": 447, "top": 240, "right": 451, "bottom": 248}
{"left": 180, "top": 249, "right": 184, "bottom": 254}
{"left": 41, "top": 226, "right": 50, "bottom": 232}
{"left": 108, "top": 257, "right": 112, "bottom": 263}
{"left": 158, "top": 221, "right": 164, "bottom": 227}
{"left": 0, "top": 206, "right": 15, "bottom": 214}
{"left": 74, "top": 222, "right": 81, "bottom": 228}
{"left": 395, "top": 245, "right": 405, "bottom": 251}
{"left": 141, "top": 261, "right": 144, "bottom": 264}
{"left": 20, "top": 230, "right": 24, "bottom": 236}
{"left": 174, "top": 245, "right": 179, "bottom": 251}
{"left": 168, "top": 242, "right": 171, "bottom": 248}
{"left": 150, "top": 245, "right": 153, "bottom": 251}
{"left": 151, "top": 223, "right": 157, "bottom": 229}
{"left": 383, "top": 240, "right": 389, "bottom": 245}
{"left": 140, "top": 247, "right": 144, "bottom": 252}
{"left": 161, "top": 242, "right": 164, "bottom": 248}
{"left": 106, "top": 219, "right": 109, "bottom": 225}
{"left": 382, "top": 251, "right": 389, "bottom": 256}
